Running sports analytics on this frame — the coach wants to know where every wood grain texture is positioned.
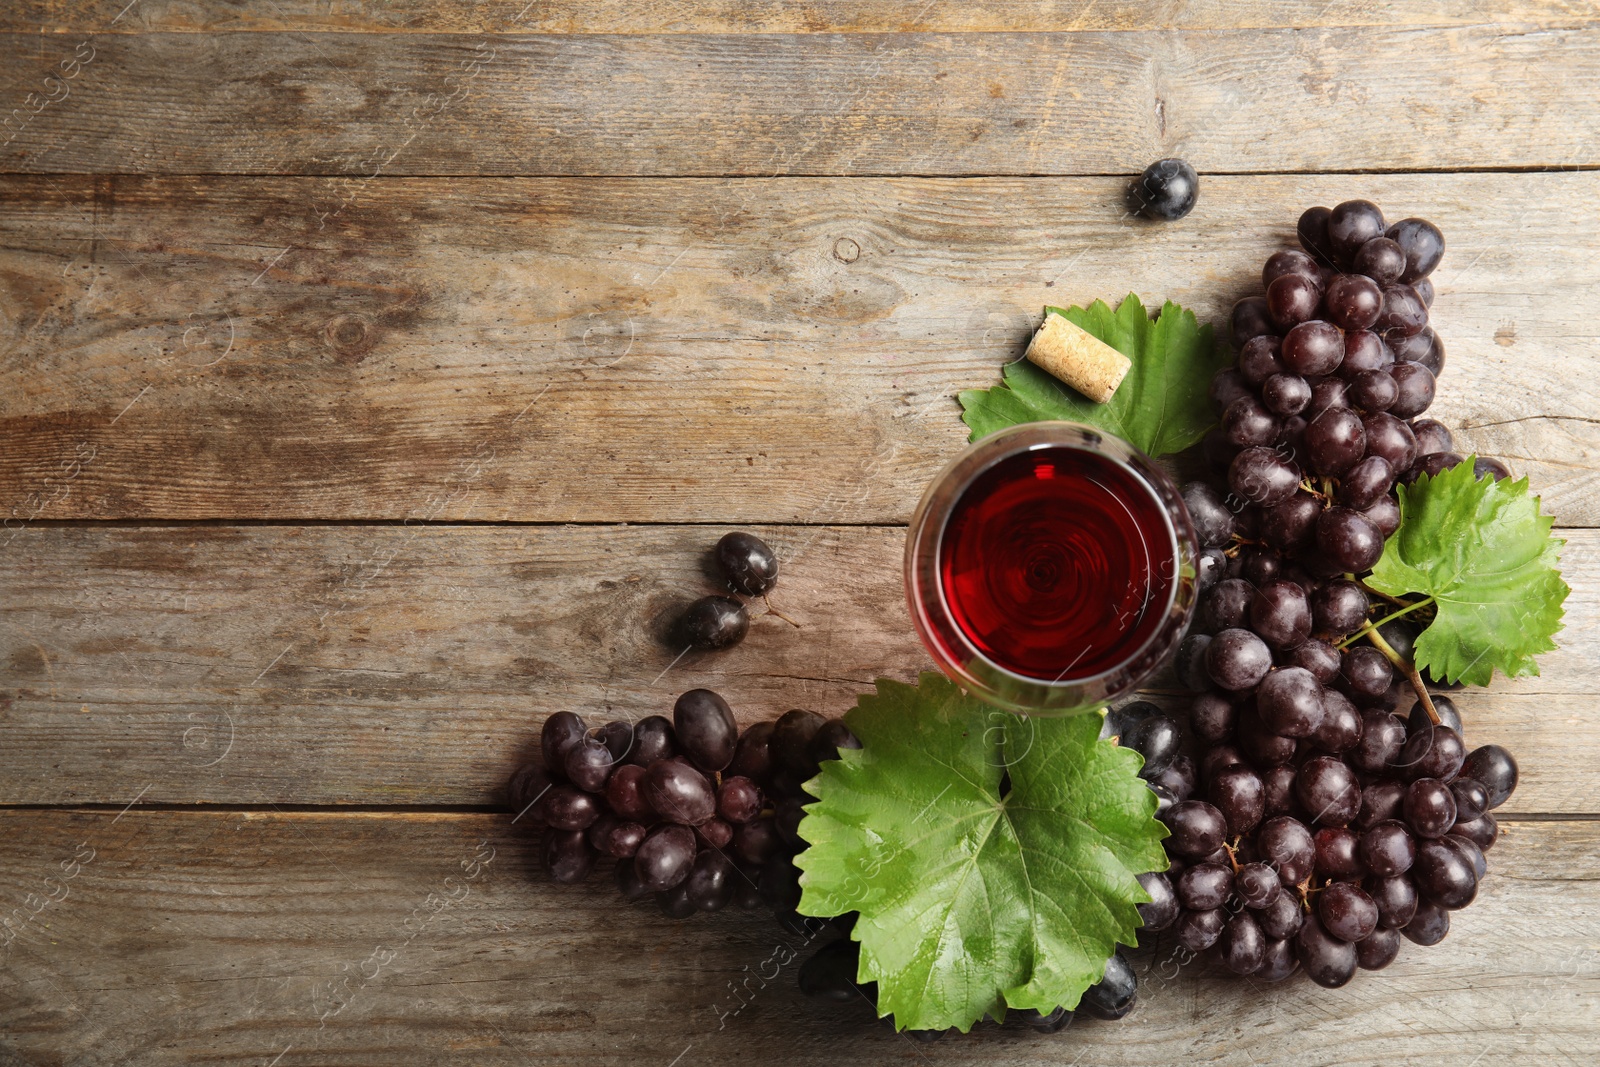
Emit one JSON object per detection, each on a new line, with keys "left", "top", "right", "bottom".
{"left": 1, "top": 809, "right": 1595, "bottom": 1065}
{"left": 1, "top": 523, "right": 1592, "bottom": 811}
{"left": 2, "top": 173, "right": 1597, "bottom": 525}
{"left": 6, "top": 0, "right": 1595, "bottom": 33}
{"left": 4, "top": 26, "right": 1600, "bottom": 175}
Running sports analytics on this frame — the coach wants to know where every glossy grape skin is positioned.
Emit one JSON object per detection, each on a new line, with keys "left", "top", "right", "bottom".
{"left": 1211, "top": 367, "right": 1253, "bottom": 412}
{"left": 1446, "top": 833, "right": 1488, "bottom": 881}
{"left": 1388, "top": 361, "right": 1437, "bottom": 419}
{"left": 1264, "top": 248, "right": 1324, "bottom": 291}
{"left": 1316, "top": 507, "right": 1385, "bottom": 572}
{"left": 1256, "top": 666, "right": 1324, "bottom": 737}
{"left": 1209, "top": 766, "right": 1266, "bottom": 836}
{"left": 1177, "top": 862, "right": 1235, "bottom": 911}
{"left": 1183, "top": 481, "right": 1236, "bottom": 548}
{"left": 1201, "top": 578, "right": 1255, "bottom": 632}
{"left": 1223, "top": 395, "right": 1280, "bottom": 447}
{"left": 1229, "top": 446, "right": 1301, "bottom": 507}
{"left": 1341, "top": 646, "right": 1394, "bottom": 702}
{"left": 694, "top": 817, "right": 733, "bottom": 850}
{"left": 1461, "top": 745, "right": 1519, "bottom": 808}
{"left": 507, "top": 763, "right": 554, "bottom": 821}
{"left": 1353, "top": 236, "right": 1406, "bottom": 285}
{"left": 1474, "top": 456, "right": 1512, "bottom": 481}
{"left": 656, "top": 882, "right": 697, "bottom": 919}
{"left": 1136, "top": 870, "right": 1179, "bottom": 932}
{"left": 1164, "top": 800, "right": 1229, "bottom": 858}
{"left": 1356, "top": 926, "right": 1402, "bottom": 971}
{"left": 1313, "top": 691, "right": 1364, "bottom": 755}
{"left": 541, "top": 711, "right": 587, "bottom": 774}
{"left": 1319, "top": 881, "right": 1380, "bottom": 942}
{"left": 1268, "top": 273, "right": 1322, "bottom": 330}
{"left": 1174, "top": 633, "right": 1214, "bottom": 693}
{"left": 1313, "top": 826, "right": 1363, "bottom": 879}
{"left": 1231, "top": 297, "right": 1276, "bottom": 348}
{"left": 596, "top": 720, "right": 635, "bottom": 762}
{"left": 1411, "top": 418, "right": 1454, "bottom": 455}
{"left": 1386, "top": 218, "right": 1446, "bottom": 281}
{"left": 1296, "top": 913, "right": 1359, "bottom": 988}
{"left": 1176, "top": 907, "right": 1226, "bottom": 951}
{"left": 1250, "top": 580, "right": 1313, "bottom": 651}
{"left": 1328, "top": 200, "right": 1387, "bottom": 262}
{"left": 1392, "top": 327, "right": 1445, "bottom": 377}
{"left": 716, "top": 776, "right": 764, "bottom": 824}
{"left": 1449, "top": 777, "right": 1490, "bottom": 823}
{"left": 1205, "top": 628, "right": 1274, "bottom": 691}
{"left": 539, "top": 784, "right": 602, "bottom": 831}
{"left": 716, "top": 531, "right": 779, "bottom": 596}
{"left": 1311, "top": 580, "right": 1369, "bottom": 637}
{"left": 1259, "top": 816, "right": 1316, "bottom": 885}
{"left": 589, "top": 814, "right": 648, "bottom": 859}
{"left": 1355, "top": 780, "right": 1406, "bottom": 830}
{"left": 1080, "top": 952, "right": 1139, "bottom": 1019}
{"left": 1306, "top": 406, "right": 1366, "bottom": 476}
{"left": 601, "top": 764, "right": 656, "bottom": 823}
{"left": 1196, "top": 548, "right": 1227, "bottom": 593}
{"left": 1413, "top": 839, "right": 1478, "bottom": 909}
{"left": 1325, "top": 273, "right": 1383, "bottom": 331}
{"left": 771, "top": 708, "right": 827, "bottom": 778}
{"left": 1362, "top": 496, "right": 1402, "bottom": 538}
{"left": 1348, "top": 368, "right": 1398, "bottom": 414}
{"left": 544, "top": 829, "right": 598, "bottom": 884}
{"left": 1363, "top": 412, "right": 1419, "bottom": 472}
{"left": 1189, "top": 692, "right": 1237, "bottom": 744}
{"left": 1298, "top": 205, "right": 1339, "bottom": 265}
{"left": 1413, "top": 277, "right": 1436, "bottom": 307}
{"left": 1220, "top": 911, "right": 1268, "bottom": 975}
{"left": 1283, "top": 320, "right": 1345, "bottom": 376}
{"left": 1404, "top": 778, "right": 1459, "bottom": 839}
{"left": 1352, "top": 710, "right": 1407, "bottom": 773}
{"left": 1152, "top": 755, "right": 1199, "bottom": 803}
{"left": 1232, "top": 862, "right": 1279, "bottom": 910}
{"left": 1262, "top": 493, "right": 1321, "bottom": 550}
{"left": 1369, "top": 874, "right": 1419, "bottom": 929}
{"left": 1358, "top": 819, "right": 1416, "bottom": 876}
{"left": 1298, "top": 757, "right": 1362, "bottom": 827}
{"left": 1289, "top": 638, "right": 1343, "bottom": 684}
{"left": 726, "top": 720, "right": 773, "bottom": 781}
{"left": 1377, "top": 285, "right": 1429, "bottom": 338}
{"left": 565, "top": 737, "right": 619, "bottom": 793}
{"left": 1015, "top": 1005, "right": 1074, "bottom": 1034}
{"left": 682, "top": 595, "right": 749, "bottom": 649}
{"left": 627, "top": 715, "right": 677, "bottom": 767}
{"left": 684, "top": 849, "right": 736, "bottom": 912}
{"left": 1306, "top": 377, "right": 1351, "bottom": 421}
{"left": 1341, "top": 329, "right": 1393, "bottom": 377}
{"left": 1133, "top": 158, "right": 1199, "bottom": 220}
{"left": 1262, "top": 765, "right": 1301, "bottom": 818}
{"left": 1403, "top": 450, "right": 1466, "bottom": 486}
{"left": 1238, "top": 334, "right": 1287, "bottom": 386}
{"left": 1239, "top": 705, "right": 1298, "bottom": 768}
{"left": 807, "top": 719, "right": 862, "bottom": 770}
{"left": 644, "top": 758, "right": 717, "bottom": 826}
{"left": 1257, "top": 937, "right": 1300, "bottom": 982}
{"left": 1126, "top": 714, "right": 1182, "bottom": 779}
{"left": 1256, "top": 893, "right": 1304, "bottom": 943}
{"left": 1453, "top": 813, "right": 1499, "bottom": 852}
{"left": 1401, "top": 898, "right": 1451, "bottom": 945}
{"left": 1262, "top": 373, "right": 1313, "bottom": 417}
{"left": 1396, "top": 724, "right": 1466, "bottom": 781}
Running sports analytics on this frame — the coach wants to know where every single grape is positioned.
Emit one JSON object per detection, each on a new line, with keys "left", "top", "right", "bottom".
{"left": 732, "top": 817, "right": 781, "bottom": 866}
{"left": 1307, "top": 377, "right": 1351, "bottom": 420}
{"left": 1413, "top": 276, "right": 1436, "bottom": 306}
{"left": 1391, "top": 327, "right": 1445, "bottom": 377}
{"left": 1460, "top": 745, "right": 1518, "bottom": 808}
{"left": 685, "top": 849, "right": 736, "bottom": 912}
{"left": 1175, "top": 633, "right": 1214, "bottom": 692}
{"left": 1277, "top": 415, "right": 1310, "bottom": 465}
{"left": 1386, "top": 218, "right": 1446, "bottom": 281}
{"left": 1313, "top": 826, "right": 1363, "bottom": 879}
{"left": 1262, "top": 765, "right": 1300, "bottom": 818}
{"left": 1264, "top": 248, "right": 1325, "bottom": 291}
{"left": 1413, "top": 838, "right": 1478, "bottom": 909}
{"left": 1316, "top": 507, "right": 1384, "bottom": 572}
{"left": 1403, "top": 450, "right": 1466, "bottom": 485}
{"left": 808, "top": 719, "right": 862, "bottom": 768}
{"left": 1473, "top": 456, "right": 1512, "bottom": 481}
{"left": 644, "top": 758, "right": 717, "bottom": 826}
{"left": 673, "top": 689, "right": 740, "bottom": 773}
{"left": 1257, "top": 937, "right": 1300, "bottom": 982}
{"left": 1262, "top": 493, "right": 1321, "bottom": 549}
{"left": 1255, "top": 666, "right": 1324, "bottom": 737}
{"left": 1177, "top": 862, "right": 1234, "bottom": 911}
{"left": 1079, "top": 952, "right": 1138, "bottom": 1019}
{"left": 1363, "top": 496, "right": 1402, "bottom": 538}
{"left": 1296, "top": 913, "right": 1358, "bottom": 988}
{"left": 1132, "top": 158, "right": 1199, "bottom": 220}
{"left": 1205, "top": 628, "right": 1274, "bottom": 691}
{"left": 564, "top": 737, "right": 618, "bottom": 793}
{"left": 1376, "top": 285, "right": 1428, "bottom": 338}
{"left": 1352, "top": 710, "right": 1407, "bottom": 773}
{"left": 1268, "top": 273, "right": 1322, "bottom": 330}
{"left": 1182, "top": 481, "right": 1236, "bottom": 548}
{"left": 627, "top": 715, "right": 676, "bottom": 767}
{"left": 1341, "top": 646, "right": 1394, "bottom": 702}
{"left": 1450, "top": 777, "right": 1489, "bottom": 823}
{"left": 1368, "top": 874, "right": 1419, "bottom": 929}
{"left": 1452, "top": 813, "right": 1499, "bottom": 852}
{"left": 1151, "top": 754, "right": 1198, "bottom": 803}
{"left": 543, "top": 828, "right": 598, "bottom": 884}
{"left": 771, "top": 708, "right": 827, "bottom": 780}
{"left": 1163, "top": 800, "right": 1229, "bottom": 858}
{"left": 1189, "top": 692, "right": 1236, "bottom": 744}
{"left": 539, "top": 784, "right": 602, "bottom": 831}
{"left": 694, "top": 817, "right": 733, "bottom": 850}
{"left": 1341, "top": 329, "right": 1393, "bottom": 377}
{"left": 716, "top": 531, "right": 780, "bottom": 596}
{"left": 1258, "top": 816, "right": 1316, "bottom": 885}
{"left": 507, "top": 763, "right": 554, "bottom": 821}
{"left": 1306, "top": 406, "right": 1367, "bottom": 476}
{"left": 726, "top": 721, "right": 773, "bottom": 781}
{"left": 1176, "top": 907, "right": 1225, "bottom": 951}
{"left": 1237, "top": 862, "right": 1282, "bottom": 908}
{"left": 1197, "top": 547, "right": 1227, "bottom": 593}
{"left": 1209, "top": 765, "right": 1266, "bottom": 836}
{"left": 1396, "top": 724, "right": 1466, "bottom": 781}
{"left": 1310, "top": 580, "right": 1368, "bottom": 638}
{"left": 1282, "top": 320, "right": 1345, "bottom": 377}
{"left": 1257, "top": 891, "right": 1305, "bottom": 942}
{"left": 1298, "top": 205, "right": 1339, "bottom": 265}
{"left": 1220, "top": 911, "right": 1268, "bottom": 975}
{"left": 1313, "top": 690, "right": 1364, "bottom": 754}
{"left": 681, "top": 595, "right": 749, "bottom": 650}
{"left": 635, "top": 824, "right": 698, "bottom": 891}
{"left": 1240, "top": 546, "right": 1282, "bottom": 589}
{"left": 1352, "top": 236, "right": 1406, "bottom": 285}
{"left": 1202, "top": 743, "right": 1246, "bottom": 784}
{"left": 1410, "top": 418, "right": 1454, "bottom": 455}
{"left": 1228, "top": 446, "right": 1301, "bottom": 507}
{"left": 1200, "top": 578, "right": 1255, "bottom": 633}
{"left": 1403, "top": 778, "right": 1458, "bottom": 839}
{"left": 1347, "top": 369, "right": 1398, "bottom": 414}
{"left": 1320, "top": 881, "right": 1379, "bottom": 942}
{"left": 1328, "top": 200, "right": 1387, "bottom": 262}
{"left": 1223, "top": 395, "right": 1280, "bottom": 447}
{"left": 1211, "top": 367, "right": 1253, "bottom": 410}
{"left": 1324, "top": 273, "right": 1383, "bottom": 332}
{"left": 1355, "top": 779, "right": 1406, "bottom": 830}
{"left": 716, "top": 776, "right": 764, "bottom": 824}
{"left": 1388, "top": 361, "right": 1437, "bottom": 418}
{"left": 1362, "top": 411, "right": 1418, "bottom": 472}
{"left": 1250, "top": 581, "right": 1313, "bottom": 651}
{"left": 1297, "top": 756, "right": 1361, "bottom": 827}
{"left": 589, "top": 814, "right": 648, "bottom": 859}
{"left": 1358, "top": 819, "right": 1416, "bottom": 876}
{"left": 1136, "top": 870, "right": 1179, "bottom": 932}
{"left": 1262, "top": 374, "right": 1312, "bottom": 418}
{"left": 541, "top": 711, "right": 587, "bottom": 774}
{"left": 595, "top": 719, "right": 634, "bottom": 762}
{"left": 1446, "top": 833, "right": 1487, "bottom": 881}
{"left": 1015, "top": 1005, "right": 1074, "bottom": 1034}
{"left": 1356, "top": 925, "right": 1402, "bottom": 970}
{"left": 1126, "top": 714, "right": 1182, "bottom": 779}
{"left": 1238, "top": 333, "right": 1287, "bottom": 386}
{"left": 602, "top": 764, "right": 655, "bottom": 823}
{"left": 1401, "top": 897, "right": 1451, "bottom": 946}
{"left": 657, "top": 882, "right": 697, "bottom": 919}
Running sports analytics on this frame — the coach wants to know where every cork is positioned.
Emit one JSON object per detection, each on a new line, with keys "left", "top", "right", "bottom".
{"left": 1024, "top": 312, "right": 1132, "bottom": 403}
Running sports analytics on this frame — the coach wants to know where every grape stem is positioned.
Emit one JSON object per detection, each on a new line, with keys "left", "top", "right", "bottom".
{"left": 759, "top": 596, "right": 802, "bottom": 628}
{"left": 1335, "top": 596, "right": 1436, "bottom": 650}
{"left": 1357, "top": 619, "right": 1441, "bottom": 725}
{"left": 1355, "top": 578, "right": 1410, "bottom": 607}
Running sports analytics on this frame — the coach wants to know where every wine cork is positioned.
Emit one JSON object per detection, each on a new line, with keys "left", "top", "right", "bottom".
{"left": 1025, "top": 312, "right": 1132, "bottom": 404}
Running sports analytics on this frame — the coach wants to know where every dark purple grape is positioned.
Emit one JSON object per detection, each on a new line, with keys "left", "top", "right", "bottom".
{"left": 1353, "top": 236, "right": 1406, "bottom": 285}
{"left": 1259, "top": 816, "right": 1315, "bottom": 885}
{"left": 1164, "top": 800, "right": 1228, "bottom": 858}
{"left": 1257, "top": 892, "right": 1305, "bottom": 943}
{"left": 1369, "top": 874, "right": 1419, "bottom": 929}
{"left": 1307, "top": 377, "right": 1351, "bottom": 421}
{"left": 1277, "top": 415, "right": 1310, "bottom": 465}
{"left": 541, "top": 711, "right": 587, "bottom": 774}
{"left": 1197, "top": 547, "right": 1227, "bottom": 593}
{"left": 1176, "top": 907, "right": 1225, "bottom": 951}
{"left": 1152, "top": 755, "right": 1198, "bottom": 803}
{"left": 1296, "top": 913, "right": 1358, "bottom": 988}
{"left": 1306, "top": 406, "right": 1366, "bottom": 476}
{"left": 1362, "top": 412, "right": 1418, "bottom": 472}
{"left": 674, "top": 689, "right": 739, "bottom": 772}
{"left": 616, "top": 857, "right": 654, "bottom": 901}
{"left": 1313, "top": 690, "right": 1363, "bottom": 754}
{"left": 1189, "top": 692, "right": 1236, "bottom": 744}
{"left": 717, "top": 531, "right": 779, "bottom": 596}
{"left": 1446, "top": 834, "right": 1487, "bottom": 881}
{"left": 1341, "top": 646, "right": 1394, "bottom": 701}
{"left": 1288, "top": 638, "right": 1342, "bottom": 684}
{"left": 1363, "top": 496, "right": 1401, "bottom": 538}
{"left": 596, "top": 720, "right": 634, "bottom": 762}
{"left": 1325, "top": 273, "right": 1382, "bottom": 331}
{"left": 1081, "top": 952, "right": 1138, "bottom": 1020}
{"left": 1388, "top": 361, "right": 1436, "bottom": 419}
{"left": 1473, "top": 456, "right": 1512, "bottom": 481}
{"left": 1220, "top": 911, "right": 1268, "bottom": 975}
{"left": 544, "top": 828, "right": 597, "bottom": 884}
{"left": 1319, "top": 881, "right": 1379, "bottom": 942}
{"left": 1238, "top": 705, "right": 1298, "bottom": 768}
{"left": 1126, "top": 714, "right": 1182, "bottom": 779}
{"left": 1452, "top": 813, "right": 1499, "bottom": 852}
{"left": 1250, "top": 581, "right": 1312, "bottom": 651}
{"left": 1205, "top": 628, "right": 1274, "bottom": 691}
{"left": 1228, "top": 446, "right": 1301, "bottom": 507}
{"left": 1136, "top": 870, "right": 1179, "bottom": 932}
{"left": 605, "top": 764, "right": 656, "bottom": 822}
{"left": 1231, "top": 296, "right": 1276, "bottom": 348}
{"left": 1209, "top": 765, "right": 1266, "bottom": 836}
{"left": 1239, "top": 336, "right": 1287, "bottom": 389}
{"left": 1403, "top": 450, "right": 1465, "bottom": 485}
{"left": 726, "top": 721, "right": 773, "bottom": 781}
{"left": 1223, "top": 395, "right": 1280, "bottom": 447}
{"left": 1174, "top": 634, "right": 1214, "bottom": 693}
{"left": 759, "top": 854, "right": 802, "bottom": 912}
{"left": 1414, "top": 277, "right": 1435, "bottom": 306}
{"left": 1449, "top": 778, "right": 1489, "bottom": 823}
{"left": 1356, "top": 779, "right": 1406, "bottom": 830}
{"left": 507, "top": 763, "right": 554, "bottom": 820}
{"left": 697, "top": 817, "right": 735, "bottom": 850}
{"left": 1264, "top": 248, "right": 1325, "bottom": 291}
{"left": 1241, "top": 546, "right": 1284, "bottom": 588}
{"left": 1341, "top": 329, "right": 1393, "bottom": 377}
{"left": 682, "top": 595, "right": 749, "bottom": 649}
{"left": 1255, "top": 667, "right": 1324, "bottom": 737}
{"left": 635, "top": 823, "right": 698, "bottom": 892}
{"left": 1376, "top": 285, "right": 1428, "bottom": 338}
{"left": 1132, "top": 158, "right": 1199, "bottom": 220}
{"left": 1386, "top": 218, "right": 1445, "bottom": 281}
{"left": 716, "top": 776, "right": 764, "bottom": 824}
{"left": 1262, "top": 765, "right": 1300, "bottom": 818}
{"left": 1358, "top": 819, "right": 1416, "bottom": 877}
{"left": 627, "top": 715, "right": 676, "bottom": 767}
{"left": 1236, "top": 862, "right": 1281, "bottom": 909}
{"left": 685, "top": 849, "right": 736, "bottom": 912}
{"left": 1413, "top": 838, "right": 1477, "bottom": 909}
{"left": 539, "top": 784, "right": 602, "bottom": 831}
{"left": 1461, "top": 745, "right": 1518, "bottom": 808}
{"left": 589, "top": 814, "right": 648, "bottom": 859}
{"left": 1391, "top": 327, "right": 1445, "bottom": 376}
{"left": 656, "top": 882, "right": 697, "bottom": 919}
{"left": 1313, "top": 826, "right": 1362, "bottom": 879}
{"left": 1404, "top": 778, "right": 1458, "bottom": 839}
{"left": 1297, "top": 757, "right": 1361, "bottom": 827}
{"left": 1316, "top": 507, "right": 1384, "bottom": 572}
{"left": 808, "top": 719, "right": 862, "bottom": 768}
{"left": 1261, "top": 373, "right": 1312, "bottom": 417}
{"left": 1328, "top": 200, "right": 1387, "bottom": 263}
{"left": 1298, "top": 206, "right": 1338, "bottom": 265}
{"left": 1311, "top": 580, "right": 1369, "bottom": 638}
{"left": 1348, "top": 369, "right": 1398, "bottom": 414}
{"left": 1258, "top": 937, "right": 1299, "bottom": 982}
{"left": 1177, "top": 862, "right": 1235, "bottom": 911}
{"left": 771, "top": 708, "right": 826, "bottom": 779}
{"left": 1396, "top": 725, "right": 1466, "bottom": 782}
{"left": 774, "top": 796, "right": 807, "bottom": 847}
{"left": 1268, "top": 273, "right": 1322, "bottom": 330}
{"left": 1261, "top": 493, "right": 1320, "bottom": 550}
{"left": 1356, "top": 925, "right": 1402, "bottom": 970}
{"left": 1202, "top": 744, "right": 1246, "bottom": 784}
{"left": 1201, "top": 578, "right": 1255, "bottom": 632}
{"left": 1410, "top": 418, "right": 1453, "bottom": 455}
{"left": 732, "top": 817, "right": 781, "bottom": 866}
{"left": 1352, "top": 710, "right": 1407, "bottom": 773}
{"left": 1182, "top": 481, "right": 1236, "bottom": 549}
{"left": 1401, "top": 896, "right": 1451, "bottom": 945}
{"left": 564, "top": 737, "right": 618, "bottom": 794}
{"left": 1283, "top": 320, "right": 1345, "bottom": 377}
{"left": 1210, "top": 367, "right": 1253, "bottom": 410}
{"left": 644, "top": 758, "right": 717, "bottom": 826}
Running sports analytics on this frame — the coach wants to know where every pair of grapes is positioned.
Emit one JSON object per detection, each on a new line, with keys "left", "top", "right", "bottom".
{"left": 679, "top": 531, "right": 789, "bottom": 650}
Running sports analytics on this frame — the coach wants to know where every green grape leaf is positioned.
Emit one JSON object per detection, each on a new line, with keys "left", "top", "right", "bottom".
{"left": 794, "top": 673, "right": 1168, "bottom": 1033}
{"left": 958, "top": 294, "right": 1225, "bottom": 458}
{"left": 1367, "top": 459, "right": 1568, "bottom": 687}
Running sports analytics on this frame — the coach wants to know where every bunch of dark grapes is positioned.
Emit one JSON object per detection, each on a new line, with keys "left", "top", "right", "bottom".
{"left": 1125, "top": 200, "right": 1524, "bottom": 988}
{"left": 507, "top": 689, "right": 858, "bottom": 922}
{"left": 680, "top": 532, "right": 796, "bottom": 650}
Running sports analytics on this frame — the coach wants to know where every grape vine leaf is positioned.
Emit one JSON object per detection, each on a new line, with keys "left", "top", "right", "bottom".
{"left": 958, "top": 294, "right": 1225, "bottom": 458}
{"left": 1368, "top": 459, "right": 1568, "bottom": 687}
{"left": 794, "top": 673, "right": 1167, "bottom": 1033}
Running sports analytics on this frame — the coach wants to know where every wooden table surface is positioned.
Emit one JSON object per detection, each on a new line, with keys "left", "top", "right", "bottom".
{"left": 3, "top": 2, "right": 1598, "bottom": 1063}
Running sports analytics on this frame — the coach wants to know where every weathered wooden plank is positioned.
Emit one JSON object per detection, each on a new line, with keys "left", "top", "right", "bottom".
{"left": 5, "top": 0, "right": 1594, "bottom": 34}
{"left": 0, "top": 523, "right": 1592, "bottom": 811}
{"left": 1, "top": 172, "right": 1596, "bottom": 524}
{"left": 0, "top": 810, "right": 1595, "bottom": 1065}
{"left": 3, "top": 27, "right": 1600, "bottom": 175}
